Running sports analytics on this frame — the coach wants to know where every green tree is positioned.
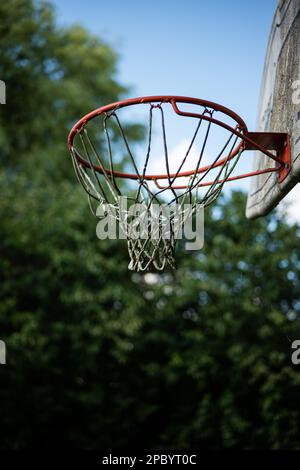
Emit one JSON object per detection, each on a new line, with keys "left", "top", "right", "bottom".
{"left": 133, "top": 192, "right": 300, "bottom": 449}
{"left": 1, "top": 178, "right": 300, "bottom": 448}
{"left": 1, "top": 0, "right": 300, "bottom": 450}
{"left": 0, "top": 0, "right": 142, "bottom": 178}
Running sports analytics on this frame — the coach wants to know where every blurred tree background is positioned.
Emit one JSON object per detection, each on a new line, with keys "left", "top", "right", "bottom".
{"left": 1, "top": 0, "right": 300, "bottom": 449}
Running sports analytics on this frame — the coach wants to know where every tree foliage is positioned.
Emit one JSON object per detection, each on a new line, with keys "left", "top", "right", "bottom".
{"left": 0, "top": 0, "right": 142, "bottom": 177}
{"left": 1, "top": 0, "right": 300, "bottom": 449}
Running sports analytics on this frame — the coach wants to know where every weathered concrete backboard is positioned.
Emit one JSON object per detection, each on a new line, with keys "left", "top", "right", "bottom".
{"left": 246, "top": 0, "right": 300, "bottom": 218}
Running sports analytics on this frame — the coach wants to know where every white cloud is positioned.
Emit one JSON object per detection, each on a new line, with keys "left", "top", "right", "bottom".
{"left": 279, "top": 184, "right": 300, "bottom": 224}
{"left": 147, "top": 139, "right": 211, "bottom": 187}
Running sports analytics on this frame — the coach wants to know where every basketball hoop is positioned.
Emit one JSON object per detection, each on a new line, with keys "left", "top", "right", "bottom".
{"left": 67, "top": 95, "right": 291, "bottom": 271}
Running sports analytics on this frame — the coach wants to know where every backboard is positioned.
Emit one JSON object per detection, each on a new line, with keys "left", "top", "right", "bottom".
{"left": 246, "top": 0, "right": 300, "bottom": 218}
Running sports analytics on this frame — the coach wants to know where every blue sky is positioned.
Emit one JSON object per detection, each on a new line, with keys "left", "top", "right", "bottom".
{"left": 53, "top": 0, "right": 276, "bottom": 130}
{"left": 54, "top": 0, "right": 283, "bottom": 198}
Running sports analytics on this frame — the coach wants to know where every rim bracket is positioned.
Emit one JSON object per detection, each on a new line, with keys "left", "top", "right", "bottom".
{"left": 244, "top": 132, "right": 291, "bottom": 182}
